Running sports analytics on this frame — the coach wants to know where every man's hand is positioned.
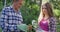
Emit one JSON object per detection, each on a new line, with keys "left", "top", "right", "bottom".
{"left": 28, "top": 24, "right": 32, "bottom": 30}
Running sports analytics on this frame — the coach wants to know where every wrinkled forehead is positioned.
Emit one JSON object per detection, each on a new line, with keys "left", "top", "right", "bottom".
{"left": 19, "top": 0, "right": 23, "bottom": 1}
{"left": 13, "top": 0, "right": 23, "bottom": 2}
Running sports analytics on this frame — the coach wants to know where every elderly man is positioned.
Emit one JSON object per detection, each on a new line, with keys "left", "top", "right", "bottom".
{"left": 0, "top": 0, "right": 24, "bottom": 32}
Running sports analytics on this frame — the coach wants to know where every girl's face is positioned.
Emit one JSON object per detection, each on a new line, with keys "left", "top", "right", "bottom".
{"left": 42, "top": 5, "right": 48, "bottom": 15}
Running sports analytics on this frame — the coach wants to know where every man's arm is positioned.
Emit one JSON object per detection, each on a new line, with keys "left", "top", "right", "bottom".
{"left": 0, "top": 7, "right": 8, "bottom": 29}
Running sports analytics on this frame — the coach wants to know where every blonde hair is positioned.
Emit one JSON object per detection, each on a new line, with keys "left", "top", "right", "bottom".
{"left": 38, "top": 6, "right": 43, "bottom": 24}
{"left": 38, "top": 2, "right": 53, "bottom": 24}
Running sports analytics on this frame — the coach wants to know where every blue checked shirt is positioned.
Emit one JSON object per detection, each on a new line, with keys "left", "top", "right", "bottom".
{"left": 0, "top": 6, "right": 23, "bottom": 31}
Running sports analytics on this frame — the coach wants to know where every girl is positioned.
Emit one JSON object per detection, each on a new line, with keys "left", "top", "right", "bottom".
{"left": 37, "top": 2, "right": 56, "bottom": 32}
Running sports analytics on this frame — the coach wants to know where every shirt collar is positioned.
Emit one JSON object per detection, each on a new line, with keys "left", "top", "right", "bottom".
{"left": 10, "top": 5, "right": 20, "bottom": 14}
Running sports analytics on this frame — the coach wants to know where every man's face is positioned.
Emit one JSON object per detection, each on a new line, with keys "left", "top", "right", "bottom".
{"left": 16, "top": 0, "right": 23, "bottom": 9}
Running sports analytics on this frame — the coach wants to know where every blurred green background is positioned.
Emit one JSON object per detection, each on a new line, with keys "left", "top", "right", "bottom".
{"left": 0, "top": 0, "right": 60, "bottom": 32}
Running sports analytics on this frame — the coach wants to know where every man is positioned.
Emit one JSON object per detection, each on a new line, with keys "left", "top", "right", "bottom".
{"left": 0, "top": 0, "right": 24, "bottom": 32}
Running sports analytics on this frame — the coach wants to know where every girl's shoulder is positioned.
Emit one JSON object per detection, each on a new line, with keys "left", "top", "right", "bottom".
{"left": 49, "top": 17, "right": 57, "bottom": 22}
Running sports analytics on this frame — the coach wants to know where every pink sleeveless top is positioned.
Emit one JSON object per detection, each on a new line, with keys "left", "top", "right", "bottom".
{"left": 39, "top": 18, "right": 49, "bottom": 31}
